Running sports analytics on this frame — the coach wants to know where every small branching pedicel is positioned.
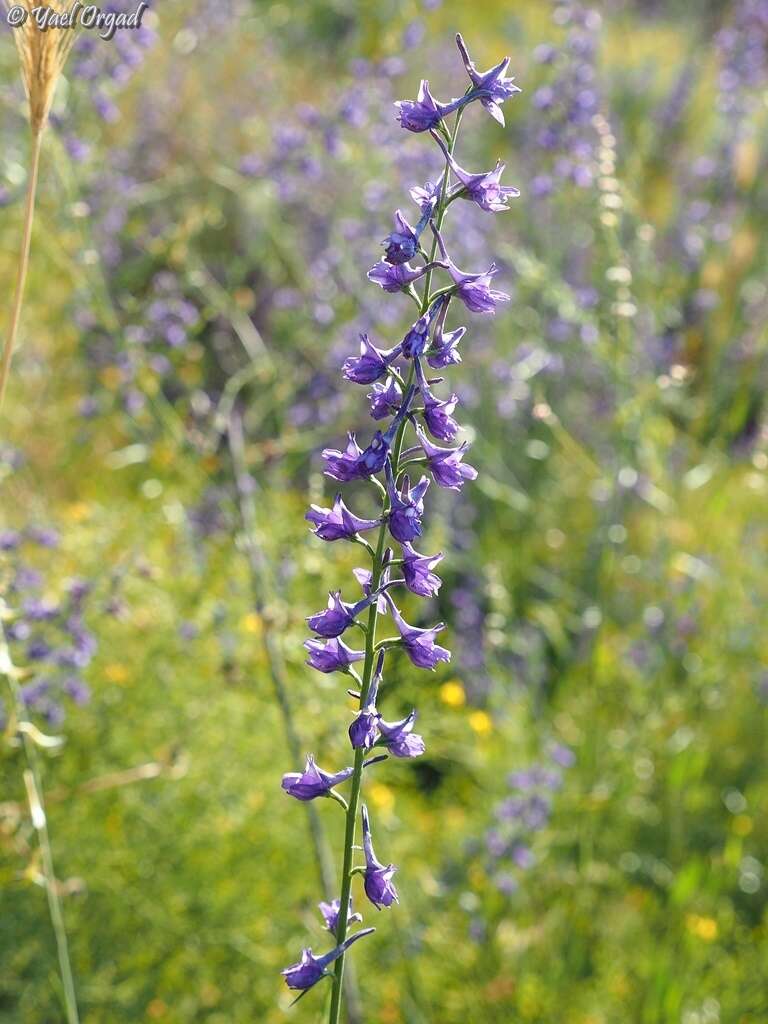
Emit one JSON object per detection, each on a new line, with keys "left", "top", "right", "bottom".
{"left": 281, "top": 36, "right": 520, "bottom": 1018}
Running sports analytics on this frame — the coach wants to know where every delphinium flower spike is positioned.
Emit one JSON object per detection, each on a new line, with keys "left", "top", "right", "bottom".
{"left": 280, "top": 35, "right": 520, "bottom": 1021}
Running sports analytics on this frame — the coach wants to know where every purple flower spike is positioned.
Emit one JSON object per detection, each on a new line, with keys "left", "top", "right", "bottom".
{"left": 306, "top": 494, "right": 381, "bottom": 542}
{"left": 401, "top": 541, "right": 443, "bottom": 597}
{"left": 385, "top": 462, "right": 430, "bottom": 543}
{"left": 368, "top": 377, "right": 403, "bottom": 421}
{"left": 432, "top": 132, "right": 520, "bottom": 212}
{"left": 385, "top": 594, "right": 451, "bottom": 670}
{"left": 361, "top": 805, "right": 399, "bottom": 909}
{"left": 307, "top": 591, "right": 371, "bottom": 638}
{"left": 318, "top": 898, "right": 362, "bottom": 934}
{"left": 282, "top": 754, "right": 354, "bottom": 801}
{"left": 367, "top": 259, "right": 445, "bottom": 294}
{"left": 304, "top": 637, "right": 365, "bottom": 674}
{"left": 455, "top": 33, "right": 521, "bottom": 126}
{"left": 415, "top": 424, "right": 477, "bottom": 490}
{"left": 343, "top": 333, "right": 401, "bottom": 385}
{"left": 282, "top": 32, "right": 517, "bottom": 998}
{"left": 323, "top": 432, "right": 390, "bottom": 481}
{"left": 378, "top": 710, "right": 425, "bottom": 759}
{"left": 282, "top": 928, "right": 375, "bottom": 991}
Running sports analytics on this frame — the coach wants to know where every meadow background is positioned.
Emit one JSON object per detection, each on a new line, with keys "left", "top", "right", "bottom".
{"left": 1, "top": 1, "right": 767, "bottom": 1021}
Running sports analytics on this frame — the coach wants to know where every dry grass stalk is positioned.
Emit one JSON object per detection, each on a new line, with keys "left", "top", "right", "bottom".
{"left": 5, "top": 0, "right": 77, "bottom": 135}
{"left": 0, "top": 1, "right": 77, "bottom": 410}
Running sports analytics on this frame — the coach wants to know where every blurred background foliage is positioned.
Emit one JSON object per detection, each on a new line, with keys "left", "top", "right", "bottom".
{"left": 1, "top": 0, "right": 767, "bottom": 1022}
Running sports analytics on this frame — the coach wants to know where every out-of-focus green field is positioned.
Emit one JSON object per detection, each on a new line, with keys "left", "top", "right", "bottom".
{"left": 1, "top": 1, "right": 767, "bottom": 1022}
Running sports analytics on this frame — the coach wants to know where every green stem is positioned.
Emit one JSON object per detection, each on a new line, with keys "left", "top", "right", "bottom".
{"left": 327, "top": 533, "right": 385, "bottom": 1024}
{"left": 226, "top": 415, "right": 363, "bottom": 1023}
{"left": 1, "top": 612, "right": 80, "bottom": 1024}
{"left": 420, "top": 106, "right": 465, "bottom": 314}
{"left": 327, "top": 366, "right": 416, "bottom": 1024}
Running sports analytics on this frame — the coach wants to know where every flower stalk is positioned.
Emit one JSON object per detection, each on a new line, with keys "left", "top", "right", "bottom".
{"left": 279, "top": 35, "right": 520, "bottom": 1019}
{"left": 1, "top": 0, "right": 75, "bottom": 410}
{"left": 0, "top": 128, "right": 42, "bottom": 410}
{"left": 1, "top": 605, "right": 80, "bottom": 1024}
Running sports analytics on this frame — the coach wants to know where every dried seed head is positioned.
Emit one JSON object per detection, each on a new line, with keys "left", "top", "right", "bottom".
{"left": 5, "top": 1, "right": 77, "bottom": 135}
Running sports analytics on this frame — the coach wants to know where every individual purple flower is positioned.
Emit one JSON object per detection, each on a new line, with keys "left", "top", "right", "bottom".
{"left": 306, "top": 494, "right": 381, "bottom": 542}
{"left": 361, "top": 805, "right": 399, "bottom": 909}
{"left": 349, "top": 696, "right": 380, "bottom": 751}
{"left": 415, "top": 358, "right": 459, "bottom": 440}
{"left": 307, "top": 591, "right": 372, "bottom": 638}
{"left": 281, "top": 754, "right": 354, "bottom": 801}
{"left": 401, "top": 299, "right": 443, "bottom": 358}
{"left": 62, "top": 677, "right": 91, "bottom": 706}
{"left": 382, "top": 210, "right": 420, "bottom": 265}
{"left": 384, "top": 594, "right": 451, "bottom": 670}
{"left": 318, "top": 898, "right": 362, "bottom": 934}
{"left": 0, "top": 530, "right": 21, "bottom": 551}
{"left": 449, "top": 261, "right": 509, "bottom": 315}
{"left": 385, "top": 462, "right": 430, "bottom": 543}
{"left": 304, "top": 637, "right": 365, "bottom": 674}
{"left": 378, "top": 710, "right": 425, "bottom": 758}
{"left": 282, "top": 928, "right": 375, "bottom": 991}
{"left": 22, "top": 597, "right": 60, "bottom": 621}
{"left": 27, "top": 526, "right": 60, "bottom": 548}
{"left": 368, "top": 377, "right": 402, "bottom": 421}
{"left": 367, "top": 259, "right": 445, "bottom": 294}
{"left": 415, "top": 424, "right": 477, "bottom": 490}
{"left": 455, "top": 33, "right": 521, "bottom": 125}
{"left": 342, "top": 333, "right": 401, "bottom": 385}
{"left": 432, "top": 225, "right": 510, "bottom": 315}
{"left": 549, "top": 742, "right": 576, "bottom": 768}
{"left": 27, "top": 639, "right": 53, "bottom": 661}
{"left": 409, "top": 175, "right": 443, "bottom": 216}
{"left": 426, "top": 299, "right": 466, "bottom": 369}
{"left": 512, "top": 844, "right": 536, "bottom": 869}
{"left": 349, "top": 706, "right": 381, "bottom": 751}
{"left": 432, "top": 131, "right": 520, "bottom": 212}
{"left": 322, "top": 432, "right": 390, "bottom": 481}
{"left": 349, "top": 653, "right": 383, "bottom": 750}
{"left": 401, "top": 541, "right": 443, "bottom": 597}
{"left": 394, "top": 79, "right": 460, "bottom": 132}
{"left": 352, "top": 564, "right": 391, "bottom": 615}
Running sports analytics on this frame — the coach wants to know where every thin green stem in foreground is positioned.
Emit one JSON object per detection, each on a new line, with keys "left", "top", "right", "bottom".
{"left": 1, "top": 611, "right": 80, "bottom": 1024}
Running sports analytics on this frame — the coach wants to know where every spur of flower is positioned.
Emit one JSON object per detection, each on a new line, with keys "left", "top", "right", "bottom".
{"left": 432, "top": 130, "right": 520, "bottom": 212}
{"left": 361, "top": 805, "right": 399, "bottom": 909}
